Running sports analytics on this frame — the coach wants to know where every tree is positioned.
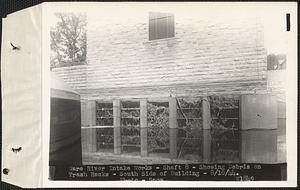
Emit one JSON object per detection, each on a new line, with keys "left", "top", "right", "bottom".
{"left": 50, "top": 13, "right": 87, "bottom": 68}
{"left": 267, "top": 54, "right": 286, "bottom": 70}
{"left": 267, "top": 54, "right": 279, "bottom": 70}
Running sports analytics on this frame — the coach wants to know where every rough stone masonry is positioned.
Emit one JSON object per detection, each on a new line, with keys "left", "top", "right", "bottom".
{"left": 52, "top": 9, "right": 267, "bottom": 100}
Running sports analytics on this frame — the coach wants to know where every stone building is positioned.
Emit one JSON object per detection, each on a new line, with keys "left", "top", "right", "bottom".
{"left": 52, "top": 6, "right": 284, "bottom": 163}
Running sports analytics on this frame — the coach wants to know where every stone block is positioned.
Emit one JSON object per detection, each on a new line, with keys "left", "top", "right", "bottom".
{"left": 240, "top": 94, "right": 277, "bottom": 130}
{"left": 241, "top": 130, "right": 277, "bottom": 163}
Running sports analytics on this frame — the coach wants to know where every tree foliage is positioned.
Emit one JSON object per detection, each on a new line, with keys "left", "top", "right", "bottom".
{"left": 267, "top": 54, "right": 286, "bottom": 70}
{"left": 50, "top": 13, "right": 87, "bottom": 68}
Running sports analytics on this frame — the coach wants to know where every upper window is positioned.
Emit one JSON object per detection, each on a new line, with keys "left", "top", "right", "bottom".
{"left": 149, "top": 12, "right": 175, "bottom": 40}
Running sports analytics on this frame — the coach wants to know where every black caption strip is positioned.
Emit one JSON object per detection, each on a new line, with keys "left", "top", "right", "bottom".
{"left": 50, "top": 163, "right": 286, "bottom": 181}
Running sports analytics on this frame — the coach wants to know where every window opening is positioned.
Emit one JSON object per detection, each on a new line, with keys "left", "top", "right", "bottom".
{"left": 149, "top": 12, "right": 175, "bottom": 40}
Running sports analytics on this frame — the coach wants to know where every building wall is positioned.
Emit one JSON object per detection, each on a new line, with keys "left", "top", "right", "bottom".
{"left": 53, "top": 8, "right": 267, "bottom": 99}
{"left": 266, "top": 69, "right": 286, "bottom": 162}
{"left": 267, "top": 70, "right": 286, "bottom": 99}
{"left": 52, "top": 65, "right": 87, "bottom": 94}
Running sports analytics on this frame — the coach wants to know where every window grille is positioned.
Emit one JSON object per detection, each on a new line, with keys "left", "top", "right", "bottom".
{"left": 95, "top": 102, "right": 114, "bottom": 152}
{"left": 209, "top": 95, "right": 240, "bottom": 163}
{"left": 149, "top": 12, "right": 175, "bottom": 40}
{"left": 121, "top": 101, "right": 141, "bottom": 155}
{"left": 176, "top": 98, "right": 203, "bottom": 161}
{"left": 147, "top": 102, "right": 169, "bottom": 157}
{"left": 96, "top": 102, "right": 113, "bottom": 126}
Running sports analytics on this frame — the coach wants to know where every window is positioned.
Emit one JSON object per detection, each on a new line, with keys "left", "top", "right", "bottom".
{"left": 149, "top": 12, "right": 175, "bottom": 40}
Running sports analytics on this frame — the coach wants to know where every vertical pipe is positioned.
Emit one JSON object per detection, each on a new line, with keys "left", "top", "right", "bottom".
{"left": 80, "top": 100, "right": 88, "bottom": 152}
{"left": 239, "top": 95, "right": 243, "bottom": 162}
{"left": 113, "top": 99, "right": 121, "bottom": 154}
{"left": 87, "top": 100, "right": 97, "bottom": 152}
{"left": 202, "top": 96, "right": 211, "bottom": 162}
{"left": 140, "top": 99, "right": 148, "bottom": 157}
{"left": 169, "top": 97, "right": 177, "bottom": 159}
{"left": 80, "top": 100, "right": 87, "bottom": 128}
{"left": 202, "top": 96, "right": 211, "bottom": 130}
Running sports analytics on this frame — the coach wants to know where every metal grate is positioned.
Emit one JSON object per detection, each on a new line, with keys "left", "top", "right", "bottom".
{"left": 96, "top": 102, "right": 113, "bottom": 126}
{"left": 96, "top": 128, "right": 114, "bottom": 152}
{"left": 95, "top": 102, "right": 114, "bottom": 152}
{"left": 176, "top": 98, "right": 203, "bottom": 161}
{"left": 147, "top": 102, "right": 170, "bottom": 156}
{"left": 121, "top": 101, "right": 140, "bottom": 155}
{"left": 209, "top": 95, "right": 240, "bottom": 163}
